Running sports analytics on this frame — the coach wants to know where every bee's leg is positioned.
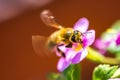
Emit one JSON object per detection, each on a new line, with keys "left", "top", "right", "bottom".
{"left": 79, "top": 40, "right": 84, "bottom": 49}
{"left": 57, "top": 44, "right": 65, "bottom": 58}
{"left": 79, "top": 40, "right": 83, "bottom": 44}
{"left": 66, "top": 42, "right": 73, "bottom": 48}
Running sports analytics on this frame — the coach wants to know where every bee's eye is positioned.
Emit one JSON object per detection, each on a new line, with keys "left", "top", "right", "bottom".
{"left": 71, "top": 35, "right": 76, "bottom": 42}
{"left": 74, "top": 30, "right": 79, "bottom": 35}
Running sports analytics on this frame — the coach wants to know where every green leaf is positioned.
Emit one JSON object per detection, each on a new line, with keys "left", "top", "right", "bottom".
{"left": 47, "top": 64, "right": 81, "bottom": 80}
{"left": 111, "top": 68, "right": 120, "bottom": 78}
{"left": 115, "top": 53, "right": 120, "bottom": 60}
{"left": 62, "top": 64, "right": 81, "bottom": 80}
{"left": 93, "top": 64, "right": 118, "bottom": 80}
{"left": 47, "top": 73, "right": 60, "bottom": 80}
{"left": 47, "top": 73, "right": 67, "bottom": 80}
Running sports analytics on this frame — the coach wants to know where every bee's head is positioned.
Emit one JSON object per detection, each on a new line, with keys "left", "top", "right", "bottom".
{"left": 70, "top": 30, "right": 82, "bottom": 43}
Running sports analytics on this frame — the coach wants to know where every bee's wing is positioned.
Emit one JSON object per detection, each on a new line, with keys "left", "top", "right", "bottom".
{"left": 40, "top": 10, "right": 63, "bottom": 29}
{"left": 32, "top": 35, "right": 52, "bottom": 56}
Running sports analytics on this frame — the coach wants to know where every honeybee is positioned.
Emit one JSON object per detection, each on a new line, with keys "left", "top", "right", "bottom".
{"left": 32, "top": 10, "right": 83, "bottom": 57}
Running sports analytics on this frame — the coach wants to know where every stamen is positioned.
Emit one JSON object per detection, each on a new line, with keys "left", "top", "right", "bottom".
{"left": 73, "top": 43, "right": 83, "bottom": 51}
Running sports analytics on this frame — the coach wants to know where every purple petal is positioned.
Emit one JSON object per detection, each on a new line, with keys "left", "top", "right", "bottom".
{"left": 58, "top": 45, "right": 68, "bottom": 53}
{"left": 58, "top": 44, "right": 79, "bottom": 62}
{"left": 94, "top": 38, "right": 110, "bottom": 54}
{"left": 65, "top": 48, "right": 79, "bottom": 62}
{"left": 55, "top": 45, "right": 70, "bottom": 57}
{"left": 82, "top": 30, "right": 95, "bottom": 47}
{"left": 73, "top": 17, "right": 89, "bottom": 33}
{"left": 57, "top": 57, "right": 70, "bottom": 72}
{"left": 58, "top": 43, "right": 83, "bottom": 62}
{"left": 71, "top": 49, "right": 88, "bottom": 64}
{"left": 55, "top": 48, "right": 62, "bottom": 57}
{"left": 116, "top": 33, "right": 120, "bottom": 46}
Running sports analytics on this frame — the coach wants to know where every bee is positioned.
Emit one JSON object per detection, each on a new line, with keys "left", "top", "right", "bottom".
{"left": 32, "top": 10, "right": 83, "bottom": 57}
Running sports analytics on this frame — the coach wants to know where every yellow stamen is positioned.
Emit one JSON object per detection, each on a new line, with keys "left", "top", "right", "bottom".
{"left": 73, "top": 44, "right": 83, "bottom": 51}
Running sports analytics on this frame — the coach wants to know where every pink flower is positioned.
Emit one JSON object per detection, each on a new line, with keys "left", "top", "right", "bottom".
{"left": 94, "top": 32, "right": 120, "bottom": 54}
{"left": 94, "top": 38, "right": 111, "bottom": 54}
{"left": 56, "top": 18, "right": 95, "bottom": 72}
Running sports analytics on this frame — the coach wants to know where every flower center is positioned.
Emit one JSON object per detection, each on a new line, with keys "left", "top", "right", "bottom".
{"left": 73, "top": 43, "right": 83, "bottom": 51}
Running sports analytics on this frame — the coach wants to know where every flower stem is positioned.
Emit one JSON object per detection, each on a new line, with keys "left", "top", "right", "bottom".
{"left": 86, "top": 47, "right": 120, "bottom": 64}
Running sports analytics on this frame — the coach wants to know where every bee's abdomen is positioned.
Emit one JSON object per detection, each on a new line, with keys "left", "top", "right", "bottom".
{"left": 46, "top": 30, "right": 60, "bottom": 49}
{"left": 47, "top": 40, "right": 57, "bottom": 49}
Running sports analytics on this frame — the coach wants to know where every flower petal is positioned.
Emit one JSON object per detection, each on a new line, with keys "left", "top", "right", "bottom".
{"left": 57, "top": 57, "right": 70, "bottom": 72}
{"left": 55, "top": 48, "right": 62, "bottom": 57}
{"left": 58, "top": 45, "right": 68, "bottom": 53}
{"left": 94, "top": 38, "right": 110, "bottom": 54}
{"left": 55, "top": 44, "right": 70, "bottom": 57}
{"left": 73, "top": 17, "right": 89, "bottom": 33}
{"left": 71, "top": 49, "right": 88, "bottom": 64}
{"left": 116, "top": 33, "right": 120, "bottom": 46}
{"left": 82, "top": 30, "right": 95, "bottom": 47}
{"left": 58, "top": 43, "right": 83, "bottom": 62}
{"left": 65, "top": 48, "right": 79, "bottom": 62}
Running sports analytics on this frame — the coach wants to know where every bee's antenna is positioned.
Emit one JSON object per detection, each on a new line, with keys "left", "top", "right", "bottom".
{"left": 82, "top": 31, "right": 92, "bottom": 35}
